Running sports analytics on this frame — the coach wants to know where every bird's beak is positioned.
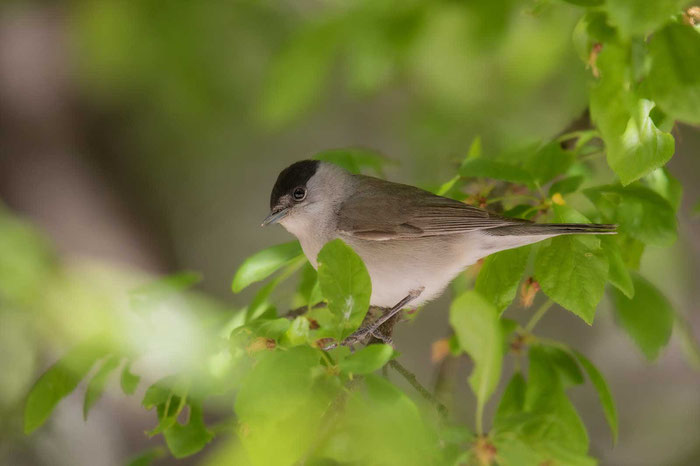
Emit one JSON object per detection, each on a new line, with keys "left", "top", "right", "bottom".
{"left": 261, "top": 207, "right": 289, "bottom": 227}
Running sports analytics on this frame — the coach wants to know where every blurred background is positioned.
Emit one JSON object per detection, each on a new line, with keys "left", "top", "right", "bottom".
{"left": 1, "top": 1, "right": 699, "bottom": 465}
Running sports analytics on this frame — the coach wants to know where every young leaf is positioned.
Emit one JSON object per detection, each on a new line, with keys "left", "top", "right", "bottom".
{"left": 534, "top": 236, "right": 608, "bottom": 324}
{"left": 610, "top": 272, "right": 674, "bottom": 361}
{"left": 475, "top": 245, "right": 531, "bottom": 314}
{"left": 590, "top": 43, "right": 675, "bottom": 186}
{"left": 542, "top": 345, "right": 584, "bottom": 387}
{"left": 585, "top": 184, "right": 678, "bottom": 246}
{"left": 605, "top": 0, "right": 686, "bottom": 38}
{"left": 526, "top": 346, "right": 589, "bottom": 454}
{"left": 231, "top": 241, "right": 303, "bottom": 293}
{"left": 283, "top": 316, "right": 310, "bottom": 346}
{"left": 338, "top": 344, "right": 394, "bottom": 375}
{"left": 84, "top": 354, "right": 120, "bottom": 420}
{"left": 608, "top": 99, "right": 675, "bottom": 186}
{"left": 25, "top": 341, "right": 108, "bottom": 433}
{"left": 121, "top": 360, "right": 140, "bottom": 395}
{"left": 163, "top": 401, "right": 213, "bottom": 458}
{"left": 126, "top": 447, "right": 167, "bottom": 466}
{"left": 246, "top": 318, "right": 291, "bottom": 340}
{"left": 449, "top": 291, "right": 503, "bottom": 410}
{"left": 647, "top": 23, "right": 700, "bottom": 124}
{"left": 235, "top": 347, "right": 338, "bottom": 465}
{"left": 644, "top": 168, "right": 683, "bottom": 212}
{"left": 601, "top": 236, "right": 634, "bottom": 298}
{"left": 574, "top": 351, "right": 618, "bottom": 443}
{"left": 296, "top": 262, "right": 323, "bottom": 308}
{"left": 317, "top": 239, "right": 372, "bottom": 340}
{"left": 494, "top": 372, "right": 526, "bottom": 428}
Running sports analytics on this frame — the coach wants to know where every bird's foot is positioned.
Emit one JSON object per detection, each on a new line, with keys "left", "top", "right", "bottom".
{"left": 320, "top": 288, "right": 424, "bottom": 351}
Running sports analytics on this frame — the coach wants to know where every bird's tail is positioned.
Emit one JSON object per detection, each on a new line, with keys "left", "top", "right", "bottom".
{"left": 485, "top": 222, "right": 617, "bottom": 237}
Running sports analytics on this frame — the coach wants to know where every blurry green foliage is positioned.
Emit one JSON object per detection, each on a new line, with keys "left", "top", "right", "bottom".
{"left": 8, "top": 0, "right": 700, "bottom": 465}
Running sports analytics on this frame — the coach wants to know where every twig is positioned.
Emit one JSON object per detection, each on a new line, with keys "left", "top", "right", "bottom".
{"left": 388, "top": 359, "right": 448, "bottom": 419}
{"left": 284, "top": 302, "right": 326, "bottom": 319}
{"left": 524, "top": 299, "right": 554, "bottom": 333}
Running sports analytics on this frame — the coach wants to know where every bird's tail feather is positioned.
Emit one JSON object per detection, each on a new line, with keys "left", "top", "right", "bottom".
{"left": 486, "top": 222, "right": 617, "bottom": 236}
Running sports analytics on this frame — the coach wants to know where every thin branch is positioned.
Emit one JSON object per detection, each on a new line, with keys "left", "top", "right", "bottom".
{"left": 283, "top": 301, "right": 327, "bottom": 319}
{"left": 388, "top": 359, "right": 448, "bottom": 419}
{"left": 524, "top": 299, "right": 554, "bottom": 333}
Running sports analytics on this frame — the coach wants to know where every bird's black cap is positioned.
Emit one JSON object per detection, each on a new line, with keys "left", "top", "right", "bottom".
{"left": 270, "top": 160, "right": 320, "bottom": 209}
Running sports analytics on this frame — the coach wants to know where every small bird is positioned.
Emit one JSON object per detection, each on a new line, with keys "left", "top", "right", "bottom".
{"left": 263, "top": 160, "right": 614, "bottom": 340}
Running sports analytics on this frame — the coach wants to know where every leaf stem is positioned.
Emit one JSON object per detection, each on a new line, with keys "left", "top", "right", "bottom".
{"left": 524, "top": 299, "right": 554, "bottom": 333}
{"left": 475, "top": 399, "right": 485, "bottom": 436}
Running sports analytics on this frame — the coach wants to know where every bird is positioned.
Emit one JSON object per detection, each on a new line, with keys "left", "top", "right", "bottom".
{"left": 263, "top": 159, "right": 615, "bottom": 342}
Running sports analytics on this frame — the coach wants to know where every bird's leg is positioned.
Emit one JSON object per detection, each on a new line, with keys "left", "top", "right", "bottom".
{"left": 342, "top": 287, "right": 424, "bottom": 347}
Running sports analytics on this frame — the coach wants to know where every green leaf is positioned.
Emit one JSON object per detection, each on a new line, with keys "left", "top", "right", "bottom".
{"left": 314, "top": 148, "right": 391, "bottom": 176}
{"left": 296, "top": 262, "right": 323, "bottom": 308}
{"left": 163, "top": 401, "right": 213, "bottom": 458}
{"left": 475, "top": 245, "right": 531, "bottom": 314}
{"left": 235, "top": 347, "right": 338, "bottom": 465}
{"left": 645, "top": 168, "right": 683, "bottom": 211}
{"left": 608, "top": 99, "right": 675, "bottom": 186}
{"left": 120, "top": 360, "right": 140, "bottom": 395}
{"left": 647, "top": 23, "right": 700, "bottom": 124}
{"left": 549, "top": 175, "right": 585, "bottom": 196}
{"left": 246, "top": 318, "right": 291, "bottom": 340}
{"left": 246, "top": 274, "right": 283, "bottom": 322}
{"left": 83, "top": 354, "right": 120, "bottom": 420}
{"left": 605, "top": 0, "right": 686, "bottom": 38}
{"left": 126, "top": 447, "right": 166, "bottom": 466}
{"left": 283, "top": 316, "right": 310, "bottom": 346}
{"left": 435, "top": 175, "right": 461, "bottom": 196}
{"left": 552, "top": 204, "right": 600, "bottom": 249}
{"left": 590, "top": 43, "right": 675, "bottom": 186}
{"left": 260, "top": 21, "right": 339, "bottom": 126}
{"left": 494, "top": 372, "right": 526, "bottom": 428}
{"left": 459, "top": 158, "right": 534, "bottom": 185}
{"left": 449, "top": 291, "right": 503, "bottom": 408}
{"left": 525, "top": 346, "right": 588, "bottom": 454}
{"left": 24, "top": 341, "right": 107, "bottom": 433}
{"left": 585, "top": 184, "right": 677, "bottom": 246}
{"left": 231, "top": 241, "right": 303, "bottom": 293}
{"left": 338, "top": 344, "right": 394, "bottom": 375}
{"left": 542, "top": 346, "right": 584, "bottom": 387}
{"left": 492, "top": 350, "right": 594, "bottom": 466}
{"left": 525, "top": 142, "right": 575, "bottom": 185}
{"left": 317, "top": 239, "right": 372, "bottom": 340}
{"left": 574, "top": 351, "right": 618, "bottom": 443}
{"left": 610, "top": 272, "right": 674, "bottom": 361}
{"left": 143, "top": 376, "right": 189, "bottom": 437}
{"left": 601, "top": 236, "right": 634, "bottom": 298}
{"left": 534, "top": 236, "right": 608, "bottom": 324}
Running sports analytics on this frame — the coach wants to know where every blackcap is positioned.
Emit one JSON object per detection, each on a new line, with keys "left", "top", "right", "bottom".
{"left": 263, "top": 160, "right": 614, "bottom": 337}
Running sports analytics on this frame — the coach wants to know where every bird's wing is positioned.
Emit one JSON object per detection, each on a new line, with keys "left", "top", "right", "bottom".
{"left": 337, "top": 175, "right": 529, "bottom": 240}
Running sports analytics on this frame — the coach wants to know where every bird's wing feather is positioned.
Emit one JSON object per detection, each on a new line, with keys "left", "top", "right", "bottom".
{"left": 337, "top": 175, "right": 529, "bottom": 240}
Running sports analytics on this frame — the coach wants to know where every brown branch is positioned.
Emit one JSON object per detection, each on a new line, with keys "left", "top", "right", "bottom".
{"left": 388, "top": 359, "right": 448, "bottom": 419}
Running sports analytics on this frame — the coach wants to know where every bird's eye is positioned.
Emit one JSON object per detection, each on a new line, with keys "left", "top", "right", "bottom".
{"left": 292, "top": 186, "right": 306, "bottom": 201}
